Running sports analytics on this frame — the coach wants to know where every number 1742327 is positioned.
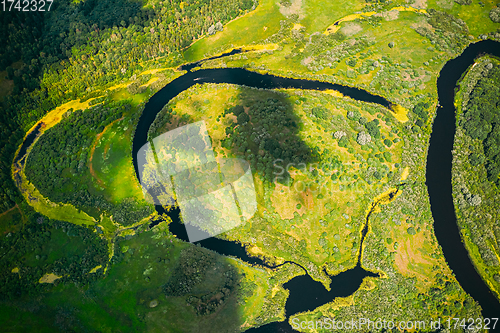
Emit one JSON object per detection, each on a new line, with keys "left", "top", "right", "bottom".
{"left": 2, "top": 0, "right": 53, "bottom": 11}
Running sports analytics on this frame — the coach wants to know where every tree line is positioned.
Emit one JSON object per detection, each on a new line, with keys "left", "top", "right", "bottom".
{"left": 460, "top": 63, "right": 500, "bottom": 185}
{"left": 25, "top": 100, "right": 153, "bottom": 225}
{"left": 0, "top": 214, "right": 108, "bottom": 300}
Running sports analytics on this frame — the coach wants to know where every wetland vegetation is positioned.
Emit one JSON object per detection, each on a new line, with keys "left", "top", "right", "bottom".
{"left": 1, "top": 0, "right": 500, "bottom": 331}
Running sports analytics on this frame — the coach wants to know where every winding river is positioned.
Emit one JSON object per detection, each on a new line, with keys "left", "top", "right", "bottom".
{"left": 130, "top": 40, "right": 500, "bottom": 331}
{"left": 12, "top": 39, "right": 499, "bottom": 332}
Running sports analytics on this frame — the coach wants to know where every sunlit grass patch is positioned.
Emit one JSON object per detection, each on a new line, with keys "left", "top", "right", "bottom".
{"left": 184, "top": 0, "right": 283, "bottom": 61}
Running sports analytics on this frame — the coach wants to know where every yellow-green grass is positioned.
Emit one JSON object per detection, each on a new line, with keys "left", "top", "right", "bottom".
{"left": 323, "top": 7, "right": 427, "bottom": 35}
{"left": 266, "top": 89, "right": 403, "bottom": 264}
{"left": 300, "top": 0, "right": 365, "bottom": 33}
{"left": 386, "top": 219, "right": 449, "bottom": 291}
{"left": 222, "top": 10, "right": 440, "bottom": 107}
{"left": 15, "top": 168, "right": 95, "bottom": 226}
{"left": 427, "top": 0, "right": 500, "bottom": 37}
{"left": 183, "top": 0, "right": 284, "bottom": 62}
{"left": 14, "top": 69, "right": 182, "bottom": 228}
{"left": 229, "top": 257, "right": 292, "bottom": 328}
{"left": 154, "top": 83, "right": 405, "bottom": 283}
{"left": 49, "top": 222, "right": 281, "bottom": 332}
{"left": 91, "top": 116, "right": 145, "bottom": 204}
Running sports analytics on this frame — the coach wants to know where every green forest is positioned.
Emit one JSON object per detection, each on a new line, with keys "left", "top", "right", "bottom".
{"left": 459, "top": 63, "right": 500, "bottom": 184}
{"left": 0, "top": 0, "right": 255, "bottom": 215}
{"left": 0, "top": 213, "right": 108, "bottom": 301}
{"left": 24, "top": 100, "right": 153, "bottom": 225}
{"left": 452, "top": 56, "right": 500, "bottom": 302}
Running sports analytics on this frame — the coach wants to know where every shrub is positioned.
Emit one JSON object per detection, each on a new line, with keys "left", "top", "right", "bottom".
{"left": 334, "top": 131, "right": 347, "bottom": 140}
{"left": 347, "top": 110, "right": 361, "bottom": 121}
{"left": 357, "top": 131, "right": 371, "bottom": 145}
{"left": 468, "top": 152, "right": 485, "bottom": 166}
{"left": 207, "top": 22, "right": 224, "bottom": 35}
{"left": 365, "top": 120, "right": 380, "bottom": 138}
{"left": 407, "top": 227, "right": 416, "bottom": 235}
{"left": 338, "top": 136, "right": 349, "bottom": 148}
{"left": 490, "top": 7, "right": 500, "bottom": 23}
{"left": 237, "top": 112, "right": 250, "bottom": 124}
{"left": 312, "top": 106, "right": 328, "bottom": 119}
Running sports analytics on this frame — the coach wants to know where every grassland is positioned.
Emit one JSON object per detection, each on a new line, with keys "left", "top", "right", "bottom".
{"left": 146, "top": 77, "right": 483, "bottom": 329}
{"left": 183, "top": 0, "right": 284, "bottom": 62}
{"left": 148, "top": 82, "right": 433, "bottom": 289}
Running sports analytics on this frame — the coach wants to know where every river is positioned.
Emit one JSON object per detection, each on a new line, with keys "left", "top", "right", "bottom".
{"left": 120, "top": 39, "right": 500, "bottom": 331}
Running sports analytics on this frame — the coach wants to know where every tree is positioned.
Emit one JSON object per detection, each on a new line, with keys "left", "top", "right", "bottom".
{"left": 365, "top": 120, "right": 380, "bottom": 138}
{"left": 490, "top": 7, "right": 500, "bottom": 23}
{"left": 312, "top": 106, "right": 328, "bottom": 119}
{"left": 356, "top": 131, "right": 371, "bottom": 145}
{"left": 468, "top": 152, "right": 485, "bottom": 166}
{"left": 347, "top": 110, "right": 361, "bottom": 121}
{"left": 237, "top": 112, "right": 250, "bottom": 124}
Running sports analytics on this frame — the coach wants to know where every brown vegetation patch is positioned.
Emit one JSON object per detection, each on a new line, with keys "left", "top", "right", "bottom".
{"left": 393, "top": 229, "right": 436, "bottom": 289}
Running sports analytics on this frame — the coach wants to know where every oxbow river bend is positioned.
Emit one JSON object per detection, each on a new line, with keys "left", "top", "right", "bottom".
{"left": 130, "top": 40, "right": 500, "bottom": 332}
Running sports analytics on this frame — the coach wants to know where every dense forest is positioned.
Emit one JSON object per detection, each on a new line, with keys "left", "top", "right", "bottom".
{"left": 24, "top": 100, "right": 153, "bottom": 225}
{"left": 0, "top": 214, "right": 108, "bottom": 300}
{"left": 459, "top": 62, "right": 500, "bottom": 184}
{"left": 0, "top": 0, "right": 255, "bottom": 215}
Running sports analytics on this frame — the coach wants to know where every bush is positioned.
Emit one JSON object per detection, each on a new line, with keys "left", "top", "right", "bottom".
{"left": 338, "top": 136, "right": 349, "bottom": 148}
{"left": 365, "top": 120, "right": 380, "bottom": 138}
{"left": 312, "top": 106, "right": 328, "bottom": 119}
{"left": 407, "top": 227, "right": 416, "bottom": 235}
{"left": 490, "top": 7, "right": 500, "bottom": 23}
{"left": 334, "top": 131, "right": 346, "bottom": 140}
{"left": 347, "top": 110, "right": 361, "bottom": 121}
{"left": 356, "top": 131, "right": 371, "bottom": 145}
{"left": 468, "top": 152, "right": 485, "bottom": 166}
{"left": 237, "top": 112, "right": 250, "bottom": 124}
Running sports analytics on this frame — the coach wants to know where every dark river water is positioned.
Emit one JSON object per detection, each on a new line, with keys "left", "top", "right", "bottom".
{"left": 426, "top": 39, "right": 500, "bottom": 323}
{"left": 127, "top": 40, "right": 500, "bottom": 332}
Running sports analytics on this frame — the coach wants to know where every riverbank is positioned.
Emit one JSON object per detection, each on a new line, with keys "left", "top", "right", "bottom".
{"left": 452, "top": 55, "right": 500, "bottom": 300}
